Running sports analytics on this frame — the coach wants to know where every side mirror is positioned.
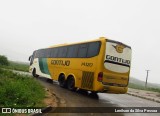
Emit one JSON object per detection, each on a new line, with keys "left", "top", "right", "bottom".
{"left": 28, "top": 56, "right": 31, "bottom": 61}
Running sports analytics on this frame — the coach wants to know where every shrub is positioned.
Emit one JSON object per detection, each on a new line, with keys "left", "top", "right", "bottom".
{"left": 0, "top": 55, "right": 9, "bottom": 66}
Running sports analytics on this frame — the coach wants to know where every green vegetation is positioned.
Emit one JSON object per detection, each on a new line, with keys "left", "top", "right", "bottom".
{"left": 129, "top": 83, "right": 160, "bottom": 93}
{"left": 0, "top": 55, "right": 29, "bottom": 72}
{"left": 0, "top": 61, "right": 29, "bottom": 72}
{"left": 0, "top": 68, "right": 45, "bottom": 107}
{"left": 0, "top": 55, "right": 9, "bottom": 66}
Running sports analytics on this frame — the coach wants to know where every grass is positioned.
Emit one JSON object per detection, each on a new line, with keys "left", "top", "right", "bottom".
{"left": 0, "top": 61, "right": 29, "bottom": 72}
{"left": 129, "top": 83, "right": 160, "bottom": 93}
{"left": 0, "top": 68, "right": 45, "bottom": 107}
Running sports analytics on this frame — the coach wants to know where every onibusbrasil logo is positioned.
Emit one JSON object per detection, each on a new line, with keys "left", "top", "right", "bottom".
{"left": 1, "top": 108, "right": 42, "bottom": 114}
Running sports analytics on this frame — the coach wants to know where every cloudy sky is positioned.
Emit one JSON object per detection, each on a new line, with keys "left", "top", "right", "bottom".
{"left": 0, "top": 0, "right": 160, "bottom": 84}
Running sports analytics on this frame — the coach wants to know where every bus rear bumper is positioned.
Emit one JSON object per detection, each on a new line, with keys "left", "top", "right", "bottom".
{"left": 101, "top": 85, "right": 128, "bottom": 94}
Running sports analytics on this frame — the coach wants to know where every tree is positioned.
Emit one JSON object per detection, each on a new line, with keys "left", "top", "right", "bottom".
{"left": 0, "top": 55, "right": 9, "bottom": 66}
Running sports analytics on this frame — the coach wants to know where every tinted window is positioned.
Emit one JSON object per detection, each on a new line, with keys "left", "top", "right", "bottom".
{"left": 41, "top": 49, "right": 45, "bottom": 57}
{"left": 38, "top": 49, "right": 42, "bottom": 57}
{"left": 41, "top": 49, "right": 46, "bottom": 57}
{"left": 34, "top": 49, "right": 46, "bottom": 58}
{"left": 78, "top": 44, "right": 88, "bottom": 58}
{"left": 33, "top": 51, "right": 36, "bottom": 58}
{"left": 35, "top": 50, "right": 41, "bottom": 58}
{"left": 50, "top": 48, "right": 58, "bottom": 58}
{"left": 39, "top": 50, "right": 42, "bottom": 57}
{"left": 67, "top": 45, "right": 79, "bottom": 58}
{"left": 87, "top": 41, "right": 101, "bottom": 57}
{"left": 34, "top": 41, "right": 101, "bottom": 58}
{"left": 62, "top": 47, "right": 67, "bottom": 57}
{"left": 57, "top": 47, "right": 62, "bottom": 57}
{"left": 57, "top": 47, "right": 68, "bottom": 58}
{"left": 45, "top": 49, "right": 51, "bottom": 58}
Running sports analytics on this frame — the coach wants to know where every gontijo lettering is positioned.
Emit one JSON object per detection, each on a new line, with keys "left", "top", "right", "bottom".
{"left": 105, "top": 55, "right": 130, "bottom": 67}
{"left": 51, "top": 60, "right": 70, "bottom": 66}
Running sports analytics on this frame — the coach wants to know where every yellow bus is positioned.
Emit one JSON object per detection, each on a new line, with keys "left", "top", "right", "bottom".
{"left": 29, "top": 37, "right": 131, "bottom": 93}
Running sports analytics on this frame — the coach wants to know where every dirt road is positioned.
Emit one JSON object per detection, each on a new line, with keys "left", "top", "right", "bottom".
{"left": 35, "top": 77, "right": 160, "bottom": 116}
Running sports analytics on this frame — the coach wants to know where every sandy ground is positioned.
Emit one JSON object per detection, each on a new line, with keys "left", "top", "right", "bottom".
{"left": 43, "top": 88, "right": 58, "bottom": 107}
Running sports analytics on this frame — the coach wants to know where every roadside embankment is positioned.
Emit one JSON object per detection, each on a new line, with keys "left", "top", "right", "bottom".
{"left": 127, "top": 88, "right": 160, "bottom": 103}
{"left": 43, "top": 88, "right": 57, "bottom": 107}
{"left": 0, "top": 68, "right": 45, "bottom": 107}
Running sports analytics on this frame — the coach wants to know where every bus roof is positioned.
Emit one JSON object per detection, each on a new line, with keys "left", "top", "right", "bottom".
{"left": 48, "top": 37, "right": 107, "bottom": 48}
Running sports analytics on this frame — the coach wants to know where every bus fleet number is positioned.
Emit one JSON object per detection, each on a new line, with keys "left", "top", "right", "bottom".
{"left": 81, "top": 62, "right": 93, "bottom": 67}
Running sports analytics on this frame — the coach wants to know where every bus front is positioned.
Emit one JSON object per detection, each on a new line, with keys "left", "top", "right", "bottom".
{"left": 100, "top": 39, "right": 132, "bottom": 93}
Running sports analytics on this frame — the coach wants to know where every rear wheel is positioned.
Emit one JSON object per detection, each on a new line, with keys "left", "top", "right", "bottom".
{"left": 89, "top": 91, "right": 98, "bottom": 98}
{"left": 67, "top": 76, "right": 77, "bottom": 91}
{"left": 58, "top": 74, "right": 66, "bottom": 88}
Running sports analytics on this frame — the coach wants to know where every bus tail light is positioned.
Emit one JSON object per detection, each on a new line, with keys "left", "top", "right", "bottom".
{"left": 97, "top": 72, "right": 103, "bottom": 82}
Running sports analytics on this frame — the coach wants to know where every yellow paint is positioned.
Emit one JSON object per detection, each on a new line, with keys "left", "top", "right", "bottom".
{"left": 44, "top": 37, "right": 131, "bottom": 93}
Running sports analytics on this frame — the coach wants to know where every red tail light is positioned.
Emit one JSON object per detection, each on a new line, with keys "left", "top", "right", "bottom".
{"left": 97, "top": 72, "right": 103, "bottom": 82}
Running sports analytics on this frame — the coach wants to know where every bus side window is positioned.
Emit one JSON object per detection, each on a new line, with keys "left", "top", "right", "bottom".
{"left": 57, "top": 47, "right": 65, "bottom": 58}
{"left": 77, "top": 44, "right": 88, "bottom": 58}
{"left": 87, "top": 42, "right": 101, "bottom": 57}
{"left": 62, "top": 47, "right": 67, "bottom": 57}
{"left": 67, "top": 45, "right": 79, "bottom": 58}
{"left": 57, "top": 47, "right": 68, "bottom": 58}
{"left": 43, "top": 49, "right": 49, "bottom": 58}
{"left": 46, "top": 48, "right": 51, "bottom": 58}
{"left": 50, "top": 48, "right": 59, "bottom": 58}
{"left": 42, "top": 49, "right": 46, "bottom": 57}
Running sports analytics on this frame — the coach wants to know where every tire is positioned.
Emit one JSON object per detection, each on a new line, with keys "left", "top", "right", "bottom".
{"left": 91, "top": 91, "right": 98, "bottom": 94}
{"left": 89, "top": 91, "right": 98, "bottom": 99}
{"left": 67, "top": 76, "right": 77, "bottom": 91}
{"left": 58, "top": 74, "right": 66, "bottom": 88}
{"left": 32, "top": 69, "right": 39, "bottom": 78}
{"left": 77, "top": 89, "right": 88, "bottom": 95}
